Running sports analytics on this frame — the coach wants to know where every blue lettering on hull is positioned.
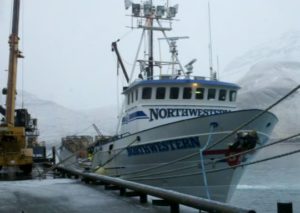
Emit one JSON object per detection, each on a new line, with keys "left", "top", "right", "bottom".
{"left": 149, "top": 108, "right": 230, "bottom": 121}
{"left": 122, "top": 108, "right": 230, "bottom": 125}
{"left": 127, "top": 137, "right": 200, "bottom": 156}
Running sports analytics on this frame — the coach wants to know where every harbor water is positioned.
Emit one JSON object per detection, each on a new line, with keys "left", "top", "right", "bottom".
{"left": 230, "top": 141, "right": 300, "bottom": 212}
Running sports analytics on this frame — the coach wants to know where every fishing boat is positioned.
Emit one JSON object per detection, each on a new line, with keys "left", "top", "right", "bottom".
{"left": 90, "top": 1, "right": 278, "bottom": 201}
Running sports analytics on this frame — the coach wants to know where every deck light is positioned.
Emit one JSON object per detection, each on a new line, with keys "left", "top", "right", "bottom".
{"left": 192, "top": 83, "right": 198, "bottom": 88}
{"left": 156, "top": 6, "right": 165, "bottom": 17}
{"left": 132, "top": 3, "right": 141, "bottom": 16}
{"left": 143, "top": 3, "right": 153, "bottom": 17}
{"left": 167, "top": 4, "right": 178, "bottom": 18}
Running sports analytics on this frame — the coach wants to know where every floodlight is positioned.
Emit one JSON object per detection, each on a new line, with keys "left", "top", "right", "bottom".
{"left": 156, "top": 6, "right": 165, "bottom": 17}
{"left": 167, "top": 4, "right": 179, "bottom": 18}
{"left": 132, "top": 4, "right": 141, "bottom": 16}
{"left": 143, "top": 3, "right": 152, "bottom": 17}
{"left": 124, "top": 0, "right": 132, "bottom": 10}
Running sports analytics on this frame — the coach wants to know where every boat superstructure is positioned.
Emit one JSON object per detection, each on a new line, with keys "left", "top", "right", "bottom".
{"left": 91, "top": 0, "right": 278, "bottom": 201}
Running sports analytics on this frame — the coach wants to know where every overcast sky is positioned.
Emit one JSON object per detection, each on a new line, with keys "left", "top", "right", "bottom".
{"left": 0, "top": 0, "right": 299, "bottom": 110}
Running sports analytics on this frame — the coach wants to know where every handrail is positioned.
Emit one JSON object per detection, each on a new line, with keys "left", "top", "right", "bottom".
{"left": 56, "top": 165, "right": 255, "bottom": 213}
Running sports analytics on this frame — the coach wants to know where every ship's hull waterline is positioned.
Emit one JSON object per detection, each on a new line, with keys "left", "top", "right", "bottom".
{"left": 91, "top": 109, "right": 278, "bottom": 201}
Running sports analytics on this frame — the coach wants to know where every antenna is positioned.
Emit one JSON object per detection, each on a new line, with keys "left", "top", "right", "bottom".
{"left": 158, "top": 36, "right": 189, "bottom": 76}
{"left": 208, "top": 2, "right": 216, "bottom": 80}
{"left": 125, "top": 1, "right": 180, "bottom": 81}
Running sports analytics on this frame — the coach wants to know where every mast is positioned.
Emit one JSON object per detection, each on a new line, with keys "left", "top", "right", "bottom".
{"left": 124, "top": 1, "right": 180, "bottom": 82}
{"left": 6, "top": 0, "right": 23, "bottom": 127}
{"left": 112, "top": 40, "right": 130, "bottom": 83}
{"left": 147, "top": 0, "right": 154, "bottom": 80}
{"left": 148, "top": 18, "right": 154, "bottom": 80}
{"left": 208, "top": 2, "right": 216, "bottom": 80}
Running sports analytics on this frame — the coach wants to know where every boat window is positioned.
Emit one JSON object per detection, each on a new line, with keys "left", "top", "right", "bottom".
{"left": 170, "top": 87, "right": 179, "bottom": 99}
{"left": 156, "top": 87, "right": 166, "bottom": 99}
{"left": 131, "top": 91, "right": 134, "bottom": 103}
{"left": 219, "top": 89, "right": 227, "bottom": 101}
{"left": 207, "top": 88, "right": 216, "bottom": 100}
{"left": 230, "top": 90, "right": 237, "bottom": 102}
{"left": 183, "top": 87, "right": 192, "bottom": 99}
{"left": 127, "top": 93, "right": 130, "bottom": 105}
{"left": 135, "top": 89, "right": 138, "bottom": 101}
{"left": 195, "top": 88, "right": 204, "bottom": 100}
{"left": 142, "top": 87, "right": 152, "bottom": 99}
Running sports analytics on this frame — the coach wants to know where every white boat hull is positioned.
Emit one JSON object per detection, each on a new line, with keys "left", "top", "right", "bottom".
{"left": 92, "top": 109, "right": 277, "bottom": 201}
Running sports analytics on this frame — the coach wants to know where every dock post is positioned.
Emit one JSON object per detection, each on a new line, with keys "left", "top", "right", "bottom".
{"left": 52, "top": 146, "right": 56, "bottom": 164}
{"left": 277, "top": 202, "right": 293, "bottom": 213}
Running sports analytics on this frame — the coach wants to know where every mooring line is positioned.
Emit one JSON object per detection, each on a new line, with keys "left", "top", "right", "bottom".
{"left": 129, "top": 144, "right": 300, "bottom": 181}
{"left": 121, "top": 133, "right": 300, "bottom": 179}
{"left": 98, "top": 137, "right": 140, "bottom": 169}
{"left": 114, "top": 85, "right": 300, "bottom": 177}
{"left": 207, "top": 84, "right": 300, "bottom": 150}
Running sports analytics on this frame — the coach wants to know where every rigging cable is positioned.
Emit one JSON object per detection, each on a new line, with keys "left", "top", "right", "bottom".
{"left": 117, "top": 84, "right": 300, "bottom": 177}
{"left": 122, "top": 132, "right": 300, "bottom": 179}
{"left": 96, "top": 136, "right": 140, "bottom": 169}
{"left": 128, "top": 135, "right": 300, "bottom": 181}
{"left": 207, "top": 84, "right": 300, "bottom": 150}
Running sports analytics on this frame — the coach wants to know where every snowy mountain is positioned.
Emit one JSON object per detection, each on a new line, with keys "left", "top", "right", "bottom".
{"left": 223, "top": 31, "right": 300, "bottom": 82}
{"left": 13, "top": 91, "right": 118, "bottom": 148}
{"left": 223, "top": 31, "right": 300, "bottom": 139}
{"left": 4, "top": 31, "right": 299, "bottom": 147}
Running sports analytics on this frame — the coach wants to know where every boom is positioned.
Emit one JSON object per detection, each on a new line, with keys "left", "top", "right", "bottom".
{"left": 112, "top": 41, "right": 129, "bottom": 83}
{"left": 6, "top": 0, "right": 23, "bottom": 126}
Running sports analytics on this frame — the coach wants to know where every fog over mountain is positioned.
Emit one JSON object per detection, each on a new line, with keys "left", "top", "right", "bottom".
{"left": 14, "top": 91, "right": 118, "bottom": 147}
{"left": 223, "top": 31, "right": 300, "bottom": 82}
{"left": 223, "top": 31, "right": 300, "bottom": 139}
{"left": 7, "top": 31, "right": 300, "bottom": 147}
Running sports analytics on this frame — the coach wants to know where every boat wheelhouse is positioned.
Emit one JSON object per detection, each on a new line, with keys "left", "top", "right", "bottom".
{"left": 89, "top": 0, "right": 278, "bottom": 202}
{"left": 122, "top": 76, "right": 239, "bottom": 134}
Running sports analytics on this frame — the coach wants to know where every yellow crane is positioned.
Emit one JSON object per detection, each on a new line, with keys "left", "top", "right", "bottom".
{"left": 0, "top": 0, "right": 33, "bottom": 174}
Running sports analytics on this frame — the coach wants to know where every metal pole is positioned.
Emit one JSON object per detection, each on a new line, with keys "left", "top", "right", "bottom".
{"left": 6, "top": 0, "right": 21, "bottom": 126}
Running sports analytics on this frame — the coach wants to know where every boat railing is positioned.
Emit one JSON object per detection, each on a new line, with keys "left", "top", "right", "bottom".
{"left": 136, "top": 74, "right": 211, "bottom": 81}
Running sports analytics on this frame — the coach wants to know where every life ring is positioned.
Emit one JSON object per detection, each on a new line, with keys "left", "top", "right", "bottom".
{"left": 226, "top": 150, "right": 241, "bottom": 166}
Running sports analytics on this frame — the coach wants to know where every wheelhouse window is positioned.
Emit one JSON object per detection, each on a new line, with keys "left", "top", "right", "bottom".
{"left": 207, "top": 88, "right": 216, "bottom": 100}
{"left": 183, "top": 87, "right": 192, "bottom": 99}
{"left": 135, "top": 89, "right": 138, "bottom": 101}
{"left": 127, "top": 93, "right": 130, "bottom": 105}
{"left": 142, "top": 87, "right": 152, "bottom": 99}
{"left": 156, "top": 87, "right": 166, "bottom": 99}
{"left": 229, "top": 90, "right": 237, "bottom": 102}
{"left": 219, "top": 89, "right": 227, "bottom": 101}
{"left": 131, "top": 91, "right": 134, "bottom": 103}
{"left": 195, "top": 88, "right": 204, "bottom": 100}
{"left": 170, "top": 87, "right": 179, "bottom": 99}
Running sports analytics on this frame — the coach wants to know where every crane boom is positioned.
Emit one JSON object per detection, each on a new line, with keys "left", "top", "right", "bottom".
{"left": 6, "top": 0, "right": 22, "bottom": 127}
{"left": 0, "top": 0, "right": 33, "bottom": 174}
{"left": 112, "top": 41, "right": 129, "bottom": 83}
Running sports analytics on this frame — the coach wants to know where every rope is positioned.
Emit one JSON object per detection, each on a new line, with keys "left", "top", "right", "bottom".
{"left": 116, "top": 85, "right": 300, "bottom": 176}
{"left": 129, "top": 144, "right": 300, "bottom": 181}
{"left": 207, "top": 84, "right": 300, "bottom": 150}
{"left": 34, "top": 149, "right": 80, "bottom": 178}
{"left": 121, "top": 133, "right": 300, "bottom": 179}
{"left": 95, "top": 136, "right": 140, "bottom": 169}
